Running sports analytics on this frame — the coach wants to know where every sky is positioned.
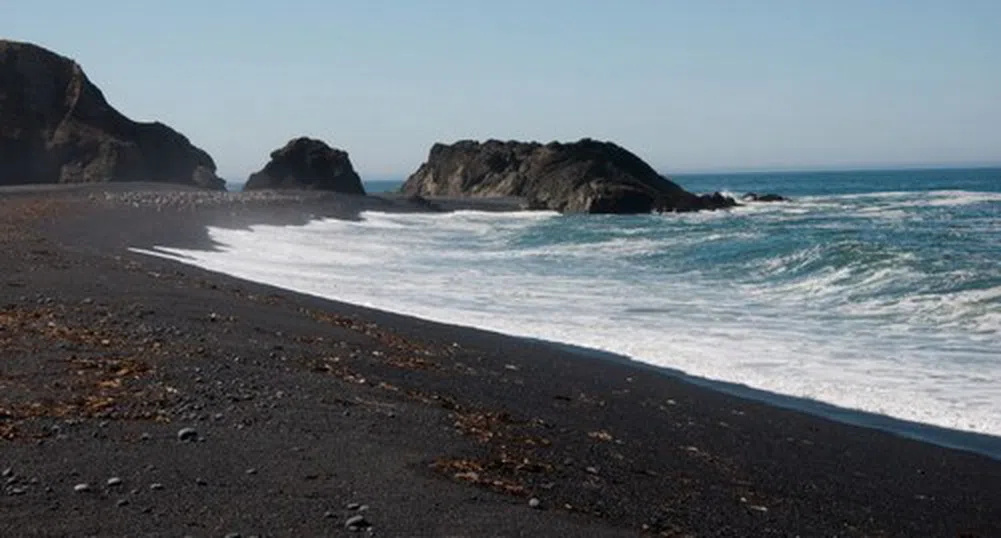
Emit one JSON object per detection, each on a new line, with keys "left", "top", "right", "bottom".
{"left": 6, "top": 1, "right": 1000, "bottom": 179}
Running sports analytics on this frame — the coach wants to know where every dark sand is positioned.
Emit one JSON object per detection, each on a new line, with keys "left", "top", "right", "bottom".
{"left": 1, "top": 184, "right": 999, "bottom": 537}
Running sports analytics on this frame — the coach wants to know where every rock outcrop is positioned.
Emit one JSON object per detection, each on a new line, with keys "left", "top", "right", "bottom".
{"left": 742, "top": 192, "right": 789, "bottom": 202}
{"left": 244, "top": 137, "right": 365, "bottom": 194}
{"left": 0, "top": 40, "right": 224, "bottom": 189}
{"left": 401, "top": 139, "right": 735, "bottom": 214}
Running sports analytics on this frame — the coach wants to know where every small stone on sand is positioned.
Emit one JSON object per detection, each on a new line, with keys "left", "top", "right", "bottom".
{"left": 345, "top": 514, "right": 371, "bottom": 531}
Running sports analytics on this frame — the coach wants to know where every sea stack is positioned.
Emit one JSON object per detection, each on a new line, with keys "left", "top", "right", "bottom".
{"left": 401, "top": 138, "right": 737, "bottom": 214}
{"left": 0, "top": 40, "right": 224, "bottom": 189}
{"left": 243, "top": 137, "right": 365, "bottom": 194}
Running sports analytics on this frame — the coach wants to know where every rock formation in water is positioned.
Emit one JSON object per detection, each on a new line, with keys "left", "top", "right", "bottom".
{"left": 243, "top": 137, "right": 365, "bottom": 194}
{"left": 401, "top": 138, "right": 736, "bottom": 214}
{"left": 742, "top": 192, "right": 789, "bottom": 202}
{"left": 0, "top": 40, "right": 224, "bottom": 189}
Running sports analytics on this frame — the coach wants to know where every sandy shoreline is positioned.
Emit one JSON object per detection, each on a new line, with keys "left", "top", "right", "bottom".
{"left": 2, "top": 185, "right": 1000, "bottom": 537}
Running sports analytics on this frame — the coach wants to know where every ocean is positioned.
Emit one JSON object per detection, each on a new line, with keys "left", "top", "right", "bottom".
{"left": 143, "top": 168, "right": 1001, "bottom": 456}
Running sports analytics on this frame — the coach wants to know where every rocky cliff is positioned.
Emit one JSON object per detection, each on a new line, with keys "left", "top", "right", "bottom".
{"left": 0, "top": 40, "right": 223, "bottom": 189}
{"left": 401, "top": 139, "right": 735, "bottom": 214}
{"left": 244, "top": 137, "right": 365, "bottom": 194}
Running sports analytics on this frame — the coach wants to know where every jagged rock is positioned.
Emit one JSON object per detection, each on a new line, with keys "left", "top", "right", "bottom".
{"left": 0, "top": 40, "right": 224, "bottom": 189}
{"left": 742, "top": 192, "right": 789, "bottom": 202}
{"left": 401, "top": 138, "right": 735, "bottom": 214}
{"left": 244, "top": 137, "right": 364, "bottom": 194}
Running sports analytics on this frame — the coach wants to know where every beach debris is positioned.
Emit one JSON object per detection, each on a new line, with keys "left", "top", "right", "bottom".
{"left": 588, "top": 430, "right": 614, "bottom": 442}
{"left": 585, "top": 466, "right": 600, "bottom": 475}
{"left": 140, "top": 432, "right": 152, "bottom": 441}
{"left": 150, "top": 483, "right": 164, "bottom": 491}
{"left": 740, "top": 496, "right": 769, "bottom": 513}
{"left": 528, "top": 497, "right": 541, "bottom": 509}
{"left": 176, "top": 427, "right": 198, "bottom": 442}
{"left": 344, "top": 514, "right": 371, "bottom": 531}
{"left": 1, "top": 467, "right": 12, "bottom": 478}
{"left": 107, "top": 477, "right": 123, "bottom": 487}
{"left": 73, "top": 483, "right": 91, "bottom": 493}
{"left": 346, "top": 502, "right": 361, "bottom": 510}
{"left": 245, "top": 468, "right": 257, "bottom": 475}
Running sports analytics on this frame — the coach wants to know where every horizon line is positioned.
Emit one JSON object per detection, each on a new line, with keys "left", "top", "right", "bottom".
{"left": 220, "top": 162, "right": 1001, "bottom": 183}
{"left": 334, "top": 163, "right": 1000, "bottom": 183}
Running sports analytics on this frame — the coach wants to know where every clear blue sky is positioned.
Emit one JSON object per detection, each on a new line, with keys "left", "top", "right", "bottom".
{"left": 7, "top": 1, "right": 1000, "bottom": 179}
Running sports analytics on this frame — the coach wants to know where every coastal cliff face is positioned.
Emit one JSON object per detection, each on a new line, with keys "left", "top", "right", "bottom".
{"left": 244, "top": 137, "right": 365, "bottom": 194}
{"left": 401, "top": 139, "right": 736, "bottom": 214}
{"left": 0, "top": 40, "right": 224, "bottom": 189}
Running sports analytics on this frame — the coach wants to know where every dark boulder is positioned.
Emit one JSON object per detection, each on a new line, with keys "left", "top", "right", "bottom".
{"left": 742, "top": 192, "right": 789, "bottom": 202}
{"left": 673, "top": 192, "right": 740, "bottom": 213}
{"left": 0, "top": 40, "right": 224, "bottom": 189}
{"left": 244, "top": 137, "right": 364, "bottom": 194}
{"left": 401, "top": 138, "right": 735, "bottom": 214}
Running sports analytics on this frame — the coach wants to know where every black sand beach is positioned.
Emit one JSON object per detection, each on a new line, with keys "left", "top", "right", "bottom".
{"left": 2, "top": 185, "right": 1000, "bottom": 537}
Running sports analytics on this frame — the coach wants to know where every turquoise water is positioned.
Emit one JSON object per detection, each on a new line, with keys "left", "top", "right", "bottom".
{"left": 142, "top": 168, "right": 1001, "bottom": 455}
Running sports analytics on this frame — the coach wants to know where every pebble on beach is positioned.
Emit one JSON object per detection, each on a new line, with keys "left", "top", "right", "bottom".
{"left": 345, "top": 514, "right": 371, "bottom": 531}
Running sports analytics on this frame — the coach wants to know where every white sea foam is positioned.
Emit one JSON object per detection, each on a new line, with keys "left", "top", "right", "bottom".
{"left": 130, "top": 206, "right": 1001, "bottom": 443}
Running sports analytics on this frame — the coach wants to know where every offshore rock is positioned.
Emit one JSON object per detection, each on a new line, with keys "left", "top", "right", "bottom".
{"left": 401, "top": 138, "right": 735, "bottom": 214}
{"left": 742, "top": 192, "right": 789, "bottom": 202}
{"left": 0, "top": 40, "right": 224, "bottom": 189}
{"left": 244, "top": 137, "right": 365, "bottom": 194}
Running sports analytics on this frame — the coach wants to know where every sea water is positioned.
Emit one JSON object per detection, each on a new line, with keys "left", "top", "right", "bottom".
{"left": 137, "top": 168, "right": 1001, "bottom": 455}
